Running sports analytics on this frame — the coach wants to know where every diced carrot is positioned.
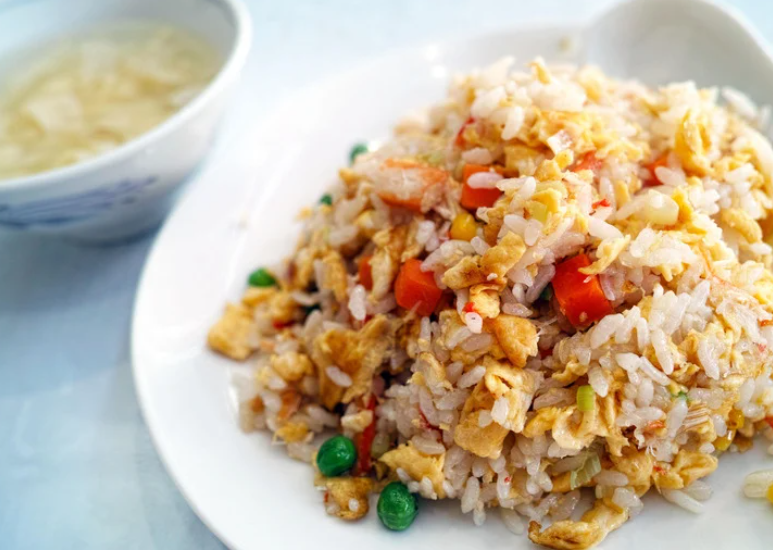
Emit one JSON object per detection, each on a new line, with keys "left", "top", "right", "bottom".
{"left": 592, "top": 198, "right": 611, "bottom": 210}
{"left": 765, "top": 416, "right": 773, "bottom": 430}
{"left": 573, "top": 152, "right": 603, "bottom": 173}
{"left": 394, "top": 258, "right": 443, "bottom": 317}
{"left": 645, "top": 153, "right": 669, "bottom": 186}
{"left": 460, "top": 164, "right": 503, "bottom": 209}
{"left": 461, "top": 185, "right": 502, "bottom": 209}
{"left": 761, "top": 319, "right": 773, "bottom": 327}
{"left": 352, "top": 395, "right": 377, "bottom": 475}
{"left": 455, "top": 116, "right": 475, "bottom": 147}
{"left": 358, "top": 255, "right": 373, "bottom": 291}
{"left": 463, "top": 301, "right": 476, "bottom": 313}
{"left": 377, "top": 159, "right": 448, "bottom": 212}
{"left": 552, "top": 253, "right": 614, "bottom": 326}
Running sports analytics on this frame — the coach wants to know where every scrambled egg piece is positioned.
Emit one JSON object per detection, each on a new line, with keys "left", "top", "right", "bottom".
{"left": 551, "top": 360, "right": 589, "bottom": 385}
{"left": 207, "top": 303, "right": 257, "bottom": 360}
{"left": 743, "top": 263, "right": 773, "bottom": 306}
{"left": 415, "top": 352, "right": 453, "bottom": 392}
{"left": 353, "top": 208, "right": 380, "bottom": 239}
{"left": 370, "top": 225, "right": 409, "bottom": 300}
{"left": 481, "top": 232, "right": 527, "bottom": 283}
{"left": 674, "top": 109, "right": 712, "bottom": 176}
{"left": 530, "top": 186, "right": 565, "bottom": 214}
{"left": 454, "top": 358, "right": 536, "bottom": 457}
{"left": 379, "top": 442, "right": 446, "bottom": 497}
{"left": 270, "top": 351, "right": 314, "bottom": 382}
{"left": 530, "top": 58, "right": 552, "bottom": 84}
{"left": 528, "top": 500, "right": 628, "bottom": 550}
{"left": 290, "top": 225, "right": 329, "bottom": 290}
{"left": 609, "top": 447, "right": 653, "bottom": 495}
{"left": 442, "top": 256, "right": 488, "bottom": 290}
{"left": 454, "top": 387, "right": 508, "bottom": 458}
{"left": 268, "top": 291, "right": 298, "bottom": 325}
{"left": 721, "top": 208, "right": 763, "bottom": 244}
{"left": 652, "top": 450, "right": 718, "bottom": 490}
{"left": 320, "top": 250, "right": 349, "bottom": 303}
{"left": 436, "top": 310, "right": 491, "bottom": 364}
{"left": 291, "top": 247, "right": 318, "bottom": 290}
{"left": 469, "top": 283, "right": 502, "bottom": 318}
{"left": 338, "top": 167, "right": 363, "bottom": 187}
{"left": 341, "top": 410, "right": 374, "bottom": 433}
{"left": 274, "top": 421, "right": 309, "bottom": 443}
{"left": 242, "top": 286, "right": 276, "bottom": 308}
{"left": 527, "top": 111, "right": 596, "bottom": 156}
{"left": 312, "top": 315, "right": 395, "bottom": 409}
{"left": 504, "top": 143, "right": 545, "bottom": 178}
{"left": 525, "top": 392, "right": 625, "bottom": 455}
{"left": 579, "top": 236, "right": 631, "bottom": 275}
{"left": 483, "top": 358, "right": 537, "bottom": 431}
{"left": 401, "top": 218, "right": 427, "bottom": 262}
{"left": 488, "top": 314, "right": 538, "bottom": 368}
{"left": 524, "top": 407, "right": 559, "bottom": 438}
{"left": 324, "top": 477, "right": 373, "bottom": 520}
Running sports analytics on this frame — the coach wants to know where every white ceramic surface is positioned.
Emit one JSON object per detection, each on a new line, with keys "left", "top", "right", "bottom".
{"left": 584, "top": 0, "right": 773, "bottom": 103}
{"left": 0, "top": 0, "right": 251, "bottom": 243}
{"left": 133, "top": 1, "right": 773, "bottom": 548}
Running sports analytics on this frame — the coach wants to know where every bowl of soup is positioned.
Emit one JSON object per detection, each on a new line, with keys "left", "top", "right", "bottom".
{"left": 0, "top": 0, "right": 251, "bottom": 242}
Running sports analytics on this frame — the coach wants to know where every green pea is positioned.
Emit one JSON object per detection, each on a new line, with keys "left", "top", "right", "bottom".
{"left": 248, "top": 268, "right": 276, "bottom": 288}
{"left": 316, "top": 435, "right": 356, "bottom": 477}
{"left": 377, "top": 482, "right": 418, "bottom": 531}
{"left": 539, "top": 284, "right": 553, "bottom": 302}
{"left": 349, "top": 142, "right": 368, "bottom": 164}
{"left": 319, "top": 194, "right": 333, "bottom": 206}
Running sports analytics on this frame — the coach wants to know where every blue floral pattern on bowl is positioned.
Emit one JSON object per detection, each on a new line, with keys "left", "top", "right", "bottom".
{"left": 0, "top": 176, "right": 158, "bottom": 228}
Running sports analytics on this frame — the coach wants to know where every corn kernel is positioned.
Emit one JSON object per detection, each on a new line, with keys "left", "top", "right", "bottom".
{"left": 554, "top": 149, "right": 575, "bottom": 170}
{"left": 767, "top": 483, "right": 773, "bottom": 505}
{"left": 526, "top": 201, "right": 549, "bottom": 223}
{"left": 729, "top": 409, "right": 745, "bottom": 430}
{"left": 450, "top": 211, "right": 477, "bottom": 241}
{"left": 715, "top": 433, "right": 734, "bottom": 452}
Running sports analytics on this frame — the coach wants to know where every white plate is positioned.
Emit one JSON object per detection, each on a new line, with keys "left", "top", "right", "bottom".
{"left": 132, "top": 12, "right": 773, "bottom": 550}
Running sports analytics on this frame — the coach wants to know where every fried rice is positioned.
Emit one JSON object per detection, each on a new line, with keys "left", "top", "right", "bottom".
{"left": 208, "top": 57, "right": 773, "bottom": 548}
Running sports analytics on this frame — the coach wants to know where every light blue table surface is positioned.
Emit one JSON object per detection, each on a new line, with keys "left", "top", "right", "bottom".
{"left": 3, "top": 1, "right": 773, "bottom": 548}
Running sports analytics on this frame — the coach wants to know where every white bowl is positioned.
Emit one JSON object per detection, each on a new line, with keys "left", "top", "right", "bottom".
{"left": 0, "top": 0, "right": 251, "bottom": 243}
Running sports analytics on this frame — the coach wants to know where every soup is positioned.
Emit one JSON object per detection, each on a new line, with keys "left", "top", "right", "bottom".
{"left": 0, "top": 23, "right": 220, "bottom": 180}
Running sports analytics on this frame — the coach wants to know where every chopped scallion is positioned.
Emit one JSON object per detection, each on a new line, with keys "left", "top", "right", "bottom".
{"left": 576, "top": 385, "right": 595, "bottom": 412}
{"left": 570, "top": 453, "right": 601, "bottom": 490}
